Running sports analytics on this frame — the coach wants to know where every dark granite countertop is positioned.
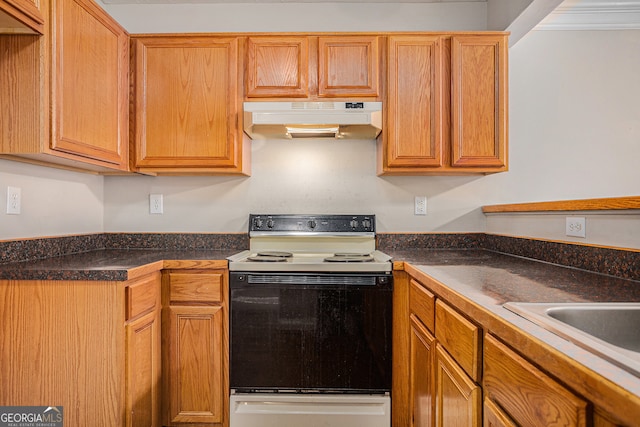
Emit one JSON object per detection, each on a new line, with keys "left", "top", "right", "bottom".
{"left": 388, "top": 248, "right": 640, "bottom": 420}
{"left": 0, "top": 248, "right": 239, "bottom": 281}
{"left": 388, "top": 248, "right": 640, "bottom": 304}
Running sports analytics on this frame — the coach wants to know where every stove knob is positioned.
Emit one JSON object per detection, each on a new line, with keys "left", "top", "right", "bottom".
{"left": 308, "top": 220, "right": 317, "bottom": 230}
{"left": 350, "top": 219, "right": 358, "bottom": 229}
{"left": 267, "top": 219, "right": 275, "bottom": 228}
{"left": 254, "top": 218, "right": 263, "bottom": 229}
{"left": 362, "top": 219, "right": 372, "bottom": 229}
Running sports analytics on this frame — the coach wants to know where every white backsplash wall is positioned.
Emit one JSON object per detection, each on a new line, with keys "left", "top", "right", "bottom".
{"left": 104, "top": 139, "right": 491, "bottom": 233}
{"left": 0, "top": 159, "right": 104, "bottom": 240}
{"left": 2, "top": 2, "right": 639, "bottom": 245}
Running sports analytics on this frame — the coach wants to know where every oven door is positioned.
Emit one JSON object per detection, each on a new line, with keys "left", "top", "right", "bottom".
{"left": 229, "top": 272, "right": 393, "bottom": 393}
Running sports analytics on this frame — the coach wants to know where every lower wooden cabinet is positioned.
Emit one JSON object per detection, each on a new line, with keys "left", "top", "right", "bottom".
{"left": 163, "top": 269, "right": 229, "bottom": 427}
{"left": 483, "top": 398, "right": 516, "bottom": 427}
{"left": 126, "top": 306, "right": 161, "bottom": 427}
{"left": 0, "top": 271, "right": 161, "bottom": 427}
{"left": 484, "top": 334, "right": 589, "bottom": 427}
{"left": 410, "top": 314, "right": 436, "bottom": 427}
{"left": 434, "top": 344, "right": 481, "bottom": 427}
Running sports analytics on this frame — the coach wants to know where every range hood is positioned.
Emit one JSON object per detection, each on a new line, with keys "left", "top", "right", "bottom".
{"left": 243, "top": 101, "right": 382, "bottom": 140}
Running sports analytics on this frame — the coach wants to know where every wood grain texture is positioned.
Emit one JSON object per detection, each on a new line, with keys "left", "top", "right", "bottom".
{"left": 482, "top": 195, "right": 640, "bottom": 213}
{"left": 168, "top": 272, "right": 223, "bottom": 303}
{"left": 409, "top": 278, "right": 436, "bottom": 333}
{"left": 484, "top": 398, "right": 517, "bottom": 427}
{"left": 0, "top": 0, "right": 44, "bottom": 33}
{"left": 435, "top": 344, "right": 481, "bottom": 427}
{"left": 0, "top": 279, "right": 125, "bottom": 426}
{"left": 435, "top": 299, "right": 482, "bottom": 382}
{"left": 167, "top": 305, "right": 224, "bottom": 424}
{"left": 126, "top": 272, "right": 160, "bottom": 320}
{"left": 384, "top": 35, "right": 443, "bottom": 170}
{"left": 392, "top": 270, "right": 412, "bottom": 427}
{"left": 245, "top": 36, "right": 309, "bottom": 98}
{"left": 126, "top": 307, "right": 161, "bottom": 427}
{"left": 410, "top": 314, "right": 436, "bottom": 427}
{"left": 318, "top": 35, "right": 379, "bottom": 97}
{"left": 132, "top": 36, "right": 246, "bottom": 174}
{"left": 484, "top": 334, "right": 589, "bottom": 427}
{"left": 451, "top": 35, "right": 507, "bottom": 169}
{"left": 51, "top": 0, "right": 129, "bottom": 168}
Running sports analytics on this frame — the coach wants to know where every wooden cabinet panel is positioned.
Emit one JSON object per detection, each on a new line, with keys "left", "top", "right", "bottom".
{"left": 51, "top": 0, "right": 128, "bottom": 167}
{"left": 166, "top": 305, "right": 224, "bottom": 424}
{"left": 0, "top": 0, "right": 129, "bottom": 172}
{"left": 244, "top": 34, "right": 379, "bottom": 100}
{"left": 435, "top": 344, "right": 481, "bottom": 427}
{"left": 163, "top": 268, "right": 228, "bottom": 427}
{"left": 380, "top": 33, "right": 508, "bottom": 175}
{"left": 450, "top": 35, "right": 507, "bottom": 168}
{"left": 435, "top": 299, "right": 481, "bottom": 382}
{"left": 126, "top": 308, "right": 161, "bottom": 427}
{"left": 318, "top": 36, "right": 379, "bottom": 97}
{"left": 384, "top": 35, "right": 443, "bottom": 170}
{"left": 126, "top": 275, "right": 159, "bottom": 320}
{"left": 409, "top": 278, "right": 436, "bottom": 333}
{"left": 168, "top": 272, "right": 223, "bottom": 303}
{"left": 484, "top": 334, "right": 589, "bottom": 427}
{"left": 132, "top": 36, "right": 248, "bottom": 174}
{"left": 410, "top": 314, "right": 435, "bottom": 427}
{"left": 484, "top": 398, "right": 517, "bottom": 427}
{"left": 0, "top": 0, "right": 44, "bottom": 33}
{"left": 245, "top": 36, "right": 309, "bottom": 98}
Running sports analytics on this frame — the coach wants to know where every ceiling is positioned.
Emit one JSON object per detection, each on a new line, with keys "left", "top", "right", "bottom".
{"left": 98, "top": 0, "right": 640, "bottom": 32}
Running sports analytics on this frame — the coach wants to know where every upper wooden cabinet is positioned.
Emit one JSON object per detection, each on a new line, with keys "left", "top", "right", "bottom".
{"left": 0, "top": 0, "right": 44, "bottom": 34}
{"left": 0, "top": 0, "right": 129, "bottom": 173}
{"left": 379, "top": 33, "right": 508, "bottom": 175}
{"left": 245, "top": 35, "right": 380, "bottom": 100}
{"left": 131, "top": 35, "right": 250, "bottom": 175}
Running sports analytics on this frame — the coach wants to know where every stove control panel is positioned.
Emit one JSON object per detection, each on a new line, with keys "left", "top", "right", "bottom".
{"left": 249, "top": 214, "right": 376, "bottom": 234}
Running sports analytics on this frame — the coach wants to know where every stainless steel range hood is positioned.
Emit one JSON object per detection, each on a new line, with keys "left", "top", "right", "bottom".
{"left": 243, "top": 101, "right": 382, "bottom": 140}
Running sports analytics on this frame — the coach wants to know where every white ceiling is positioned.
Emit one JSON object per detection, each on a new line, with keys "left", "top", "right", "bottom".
{"left": 99, "top": 0, "right": 640, "bottom": 32}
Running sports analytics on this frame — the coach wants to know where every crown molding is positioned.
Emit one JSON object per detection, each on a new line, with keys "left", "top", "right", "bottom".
{"left": 536, "top": 0, "right": 640, "bottom": 30}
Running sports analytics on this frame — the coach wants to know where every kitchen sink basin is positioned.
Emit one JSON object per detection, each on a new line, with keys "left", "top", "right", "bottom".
{"left": 503, "top": 302, "right": 640, "bottom": 377}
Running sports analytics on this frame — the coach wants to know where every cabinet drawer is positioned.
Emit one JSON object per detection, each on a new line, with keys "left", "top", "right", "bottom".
{"left": 435, "top": 299, "right": 481, "bottom": 382}
{"left": 409, "top": 279, "right": 435, "bottom": 332}
{"left": 126, "top": 274, "right": 159, "bottom": 320}
{"left": 484, "top": 334, "right": 589, "bottom": 427}
{"left": 169, "top": 273, "right": 222, "bottom": 303}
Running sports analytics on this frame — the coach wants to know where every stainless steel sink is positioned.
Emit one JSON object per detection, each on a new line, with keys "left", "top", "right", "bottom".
{"left": 503, "top": 302, "right": 640, "bottom": 377}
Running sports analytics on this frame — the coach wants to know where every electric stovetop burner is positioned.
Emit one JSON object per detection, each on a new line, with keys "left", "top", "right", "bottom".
{"left": 324, "top": 253, "right": 374, "bottom": 263}
{"left": 247, "top": 251, "right": 293, "bottom": 262}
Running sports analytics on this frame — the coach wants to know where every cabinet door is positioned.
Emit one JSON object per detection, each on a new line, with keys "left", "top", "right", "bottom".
{"left": 245, "top": 36, "right": 309, "bottom": 98}
{"left": 384, "top": 35, "right": 444, "bottom": 170}
{"left": 166, "top": 305, "right": 224, "bottom": 425}
{"left": 133, "top": 36, "right": 246, "bottom": 173}
{"left": 450, "top": 35, "right": 507, "bottom": 169}
{"left": 410, "top": 314, "right": 435, "bottom": 427}
{"left": 435, "top": 344, "right": 481, "bottom": 427}
{"left": 126, "top": 309, "right": 161, "bottom": 427}
{"left": 318, "top": 36, "right": 379, "bottom": 97}
{"left": 0, "top": 0, "right": 44, "bottom": 33}
{"left": 484, "top": 334, "right": 588, "bottom": 427}
{"left": 484, "top": 398, "right": 516, "bottom": 427}
{"left": 51, "top": 0, "right": 129, "bottom": 169}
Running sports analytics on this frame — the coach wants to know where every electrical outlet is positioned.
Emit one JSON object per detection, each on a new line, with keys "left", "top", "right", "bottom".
{"left": 6, "top": 186, "right": 21, "bottom": 215}
{"left": 414, "top": 196, "right": 427, "bottom": 216}
{"left": 149, "top": 194, "right": 163, "bottom": 214}
{"left": 566, "top": 217, "right": 586, "bottom": 238}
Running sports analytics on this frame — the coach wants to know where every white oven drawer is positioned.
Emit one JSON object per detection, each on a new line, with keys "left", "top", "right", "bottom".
{"left": 230, "top": 394, "right": 390, "bottom": 427}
